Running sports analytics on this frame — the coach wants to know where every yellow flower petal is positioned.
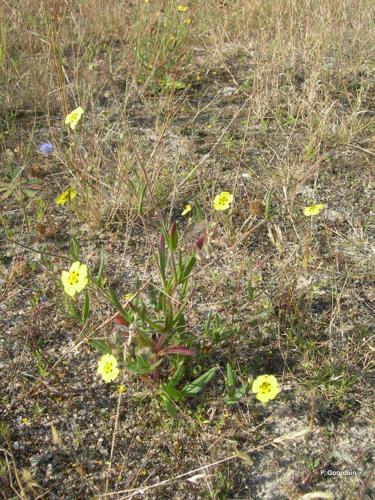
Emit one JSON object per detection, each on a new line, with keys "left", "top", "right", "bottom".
{"left": 256, "top": 391, "right": 272, "bottom": 403}
{"left": 61, "top": 270, "right": 76, "bottom": 297}
{"left": 78, "top": 264, "right": 88, "bottom": 280}
{"left": 213, "top": 191, "right": 234, "bottom": 211}
{"left": 61, "top": 261, "right": 88, "bottom": 298}
{"left": 303, "top": 203, "right": 326, "bottom": 216}
{"left": 75, "top": 278, "right": 88, "bottom": 294}
{"left": 182, "top": 204, "right": 192, "bottom": 216}
{"left": 55, "top": 191, "right": 68, "bottom": 205}
{"left": 65, "top": 106, "right": 84, "bottom": 130}
{"left": 71, "top": 261, "right": 81, "bottom": 273}
{"left": 97, "top": 354, "right": 119, "bottom": 383}
{"left": 252, "top": 375, "right": 280, "bottom": 403}
{"left": 61, "top": 270, "right": 70, "bottom": 287}
{"left": 55, "top": 187, "right": 77, "bottom": 206}
{"left": 177, "top": 5, "right": 188, "bottom": 12}
{"left": 252, "top": 374, "right": 266, "bottom": 393}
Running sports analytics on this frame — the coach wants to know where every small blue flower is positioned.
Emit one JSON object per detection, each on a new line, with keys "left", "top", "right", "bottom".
{"left": 38, "top": 141, "right": 53, "bottom": 156}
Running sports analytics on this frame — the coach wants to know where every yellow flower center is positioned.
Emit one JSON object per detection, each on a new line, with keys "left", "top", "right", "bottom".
{"left": 69, "top": 271, "right": 79, "bottom": 285}
{"left": 104, "top": 362, "right": 114, "bottom": 373}
{"left": 260, "top": 382, "right": 271, "bottom": 394}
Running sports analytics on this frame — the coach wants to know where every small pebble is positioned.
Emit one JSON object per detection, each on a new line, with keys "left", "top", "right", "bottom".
{"left": 30, "top": 455, "right": 41, "bottom": 467}
{"left": 46, "top": 463, "right": 54, "bottom": 478}
{"left": 30, "top": 453, "right": 53, "bottom": 467}
{"left": 221, "top": 86, "right": 237, "bottom": 96}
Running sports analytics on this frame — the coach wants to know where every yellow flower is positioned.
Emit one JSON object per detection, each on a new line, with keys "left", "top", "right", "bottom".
{"left": 177, "top": 5, "right": 188, "bottom": 12}
{"left": 65, "top": 106, "right": 84, "bottom": 130}
{"left": 184, "top": 17, "right": 191, "bottom": 24}
{"left": 252, "top": 375, "right": 280, "bottom": 403}
{"left": 303, "top": 204, "right": 326, "bottom": 216}
{"left": 61, "top": 261, "right": 88, "bottom": 297}
{"left": 55, "top": 187, "right": 77, "bottom": 206}
{"left": 97, "top": 354, "right": 120, "bottom": 383}
{"left": 182, "top": 204, "right": 192, "bottom": 216}
{"left": 123, "top": 293, "right": 133, "bottom": 302}
{"left": 213, "top": 191, "right": 234, "bottom": 211}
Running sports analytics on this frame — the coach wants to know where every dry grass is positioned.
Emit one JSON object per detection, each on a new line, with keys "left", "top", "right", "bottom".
{"left": 1, "top": 0, "right": 374, "bottom": 498}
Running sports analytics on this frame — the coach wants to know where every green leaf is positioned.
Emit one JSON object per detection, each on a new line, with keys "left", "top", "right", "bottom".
{"left": 158, "top": 237, "right": 167, "bottom": 283}
{"left": 233, "top": 449, "right": 253, "bottom": 465}
{"left": 214, "top": 313, "right": 222, "bottom": 329}
{"left": 226, "top": 363, "right": 235, "bottom": 392}
{"left": 126, "top": 355, "right": 162, "bottom": 375}
{"left": 137, "top": 328, "right": 154, "bottom": 348}
{"left": 177, "top": 251, "right": 183, "bottom": 275}
{"left": 89, "top": 339, "right": 112, "bottom": 354}
{"left": 224, "top": 383, "right": 248, "bottom": 405}
{"left": 160, "top": 394, "right": 177, "bottom": 417}
{"left": 157, "top": 291, "right": 166, "bottom": 315}
{"left": 170, "top": 222, "right": 178, "bottom": 251}
{"left": 81, "top": 291, "right": 90, "bottom": 323}
{"left": 204, "top": 312, "right": 212, "bottom": 335}
{"left": 23, "top": 188, "right": 39, "bottom": 198}
{"left": 247, "top": 281, "right": 255, "bottom": 301}
{"left": 70, "top": 236, "right": 80, "bottom": 261}
{"left": 147, "top": 281, "right": 158, "bottom": 308}
{"left": 193, "top": 199, "right": 204, "bottom": 223}
{"left": 169, "top": 360, "right": 186, "bottom": 386}
{"left": 137, "top": 303, "right": 161, "bottom": 331}
{"left": 138, "top": 184, "right": 147, "bottom": 215}
{"left": 142, "top": 312, "right": 162, "bottom": 332}
{"left": 182, "top": 367, "right": 216, "bottom": 396}
{"left": 165, "top": 313, "right": 173, "bottom": 333}
{"left": 173, "top": 311, "right": 186, "bottom": 331}
{"left": 162, "top": 384, "right": 183, "bottom": 401}
{"left": 180, "top": 278, "right": 189, "bottom": 297}
{"left": 66, "top": 299, "right": 80, "bottom": 320}
{"left": 179, "top": 254, "right": 196, "bottom": 283}
{"left": 107, "top": 287, "right": 127, "bottom": 317}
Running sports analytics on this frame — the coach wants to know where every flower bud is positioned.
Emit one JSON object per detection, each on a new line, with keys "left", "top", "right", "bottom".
{"left": 159, "top": 234, "right": 165, "bottom": 252}
{"left": 170, "top": 221, "right": 177, "bottom": 234}
{"left": 170, "top": 222, "right": 178, "bottom": 250}
{"left": 195, "top": 234, "right": 205, "bottom": 250}
{"left": 113, "top": 313, "right": 128, "bottom": 326}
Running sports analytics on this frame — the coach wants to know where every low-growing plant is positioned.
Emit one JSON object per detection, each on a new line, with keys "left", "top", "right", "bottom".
{"left": 57, "top": 185, "right": 282, "bottom": 416}
{"left": 135, "top": 1, "right": 192, "bottom": 89}
{"left": 60, "top": 222, "right": 219, "bottom": 416}
{"left": 204, "top": 312, "right": 238, "bottom": 345}
{"left": 224, "top": 363, "right": 249, "bottom": 405}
